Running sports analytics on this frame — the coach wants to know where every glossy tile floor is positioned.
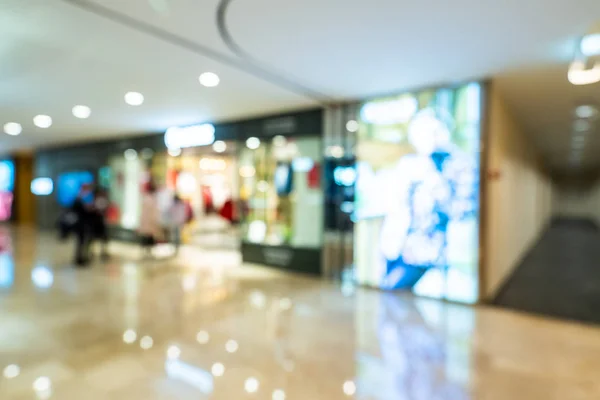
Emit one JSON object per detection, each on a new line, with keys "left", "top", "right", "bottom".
{"left": 1, "top": 227, "right": 600, "bottom": 399}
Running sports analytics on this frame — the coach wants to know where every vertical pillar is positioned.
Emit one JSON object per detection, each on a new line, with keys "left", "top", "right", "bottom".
{"left": 14, "top": 153, "right": 35, "bottom": 225}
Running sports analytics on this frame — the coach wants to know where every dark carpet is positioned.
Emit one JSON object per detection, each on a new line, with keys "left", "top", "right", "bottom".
{"left": 493, "top": 218, "right": 600, "bottom": 325}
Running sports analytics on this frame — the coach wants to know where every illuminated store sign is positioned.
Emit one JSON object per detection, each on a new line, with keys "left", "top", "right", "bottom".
{"left": 31, "top": 177, "right": 54, "bottom": 196}
{"left": 164, "top": 124, "right": 215, "bottom": 149}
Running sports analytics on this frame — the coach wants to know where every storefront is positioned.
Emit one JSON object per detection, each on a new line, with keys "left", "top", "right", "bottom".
{"left": 236, "top": 111, "right": 324, "bottom": 274}
{"left": 350, "top": 82, "right": 483, "bottom": 303}
{"left": 34, "top": 134, "right": 165, "bottom": 241}
{"left": 33, "top": 109, "right": 325, "bottom": 274}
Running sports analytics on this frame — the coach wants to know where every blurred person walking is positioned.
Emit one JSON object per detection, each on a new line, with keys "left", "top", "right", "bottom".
{"left": 138, "top": 182, "right": 161, "bottom": 258}
{"left": 68, "top": 185, "right": 94, "bottom": 267}
{"left": 168, "top": 194, "right": 187, "bottom": 255}
{"left": 91, "top": 188, "right": 110, "bottom": 260}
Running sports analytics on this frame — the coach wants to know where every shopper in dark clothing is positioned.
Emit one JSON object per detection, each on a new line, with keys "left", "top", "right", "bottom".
{"left": 91, "top": 188, "right": 110, "bottom": 260}
{"left": 71, "top": 195, "right": 93, "bottom": 266}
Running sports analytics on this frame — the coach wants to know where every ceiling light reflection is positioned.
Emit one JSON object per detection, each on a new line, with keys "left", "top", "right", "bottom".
{"left": 3, "top": 122, "right": 22, "bottom": 136}
{"left": 167, "top": 345, "right": 181, "bottom": 360}
{"left": 33, "top": 376, "right": 51, "bottom": 392}
{"left": 3, "top": 364, "right": 20, "bottom": 379}
{"left": 123, "top": 329, "right": 137, "bottom": 344}
{"left": 31, "top": 266, "right": 53, "bottom": 289}
{"left": 140, "top": 336, "right": 154, "bottom": 350}
{"left": 249, "top": 290, "right": 267, "bottom": 309}
{"left": 272, "top": 389, "right": 286, "bottom": 400}
{"left": 343, "top": 380, "right": 356, "bottom": 396}
{"left": 279, "top": 297, "right": 292, "bottom": 310}
{"left": 211, "top": 363, "right": 225, "bottom": 377}
{"left": 574, "top": 119, "right": 591, "bottom": 132}
{"left": 196, "top": 330, "right": 210, "bottom": 344}
{"left": 225, "top": 340, "right": 239, "bottom": 353}
{"left": 244, "top": 377, "right": 259, "bottom": 393}
{"left": 575, "top": 104, "right": 597, "bottom": 119}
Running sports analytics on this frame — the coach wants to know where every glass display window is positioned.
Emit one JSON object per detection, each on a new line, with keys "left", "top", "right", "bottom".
{"left": 239, "top": 135, "right": 324, "bottom": 248}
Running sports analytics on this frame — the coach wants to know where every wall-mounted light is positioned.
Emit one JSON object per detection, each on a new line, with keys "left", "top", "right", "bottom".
{"left": 31, "top": 178, "right": 53, "bottom": 196}
{"left": 246, "top": 137, "right": 260, "bottom": 150}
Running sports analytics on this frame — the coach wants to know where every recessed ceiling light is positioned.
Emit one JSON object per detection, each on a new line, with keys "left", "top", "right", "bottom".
{"left": 33, "top": 115, "right": 52, "bottom": 128}
{"left": 574, "top": 119, "right": 591, "bottom": 132}
{"left": 213, "top": 140, "right": 227, "bottom": 153}
{"left": 72, "top": 105, "right": 91, "bottom": 119}
{"left": 3, "top": 122, "right": 22, "bottom": 136}
{"left": 199, "top": 72, "right": 220, "bottom": 87}
{"left": 125, "top": 92, "right": 144, "bottom": 106}
{"left": 581, "top": 33, "right": 600, "bottom": 57}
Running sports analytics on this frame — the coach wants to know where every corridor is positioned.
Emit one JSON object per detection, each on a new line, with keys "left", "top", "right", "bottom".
{"left": 0, "top": 228, "right": 600, "bottom": 399}
{"left": 494, "top": 219, "right": 600, "bottom": 324}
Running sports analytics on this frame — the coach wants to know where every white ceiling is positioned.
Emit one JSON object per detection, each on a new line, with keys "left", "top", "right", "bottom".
{"left": 1, "top": 0, "right": 600, "bottom": 173}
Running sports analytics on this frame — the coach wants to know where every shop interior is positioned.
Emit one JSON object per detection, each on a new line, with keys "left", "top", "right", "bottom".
{"left": 105, "top": 142, "right": 240, "bottom": 251}
{"left": 165, "top": 141, "right": 239, "bottom": 250}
